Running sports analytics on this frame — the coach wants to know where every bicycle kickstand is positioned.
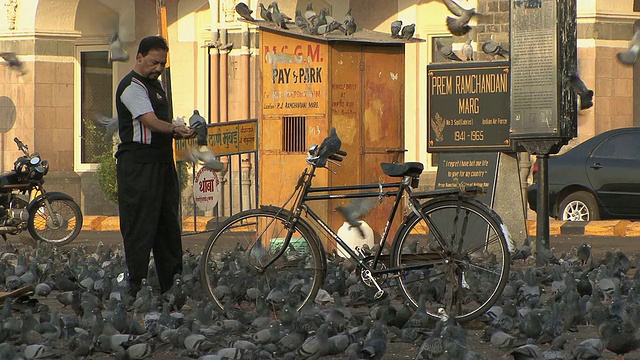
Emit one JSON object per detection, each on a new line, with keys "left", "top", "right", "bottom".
{"left": 361, "top": 269, "right": 385, "bottom": 299}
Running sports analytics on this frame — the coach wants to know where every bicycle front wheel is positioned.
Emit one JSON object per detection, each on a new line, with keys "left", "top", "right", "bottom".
{"left": 200, "top": 207, "right": 326, "bottom": 314}
{"left": 391, "top": 197, "right": 511, "bottom": 323}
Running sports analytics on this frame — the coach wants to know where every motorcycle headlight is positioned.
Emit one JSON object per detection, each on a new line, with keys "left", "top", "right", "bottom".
{"left": 29, "top": 156, "right": 41, "bottom": 166}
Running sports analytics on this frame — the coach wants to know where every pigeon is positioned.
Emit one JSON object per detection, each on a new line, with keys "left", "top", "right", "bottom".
{"left": 335, "top": 198, "right": 377, "bottom": 238}
{"left": 314, "top": 127, "right": 342, "bottom": 167}
{"left": 509, "top": 340, "right": 542, "bottom": 360}
{"left": 442, "top": 0, "right": 478, "bottom": 36}
{"left": 108, "top": 33, "right": 129, "bottom": 63}
{"left": 235, "top": 2, "right": 255, "bottom": 21}
{"left": 188, "top": 109, "right": 208, "bottom": 146}
{"left": 0, "top": 52, "right": 27, "bottom": 76}
{"left": 482, "top": 39, "right": 509, "bottom": 60}
{"left": 571, "top": 338, "right": 605, "bottom": 360}
{"left": 92, "top": 114, "right": 119, "bottom": 143}
{"left": 259, "top": 3, "right": 273, "bottom": 23}
{"left": 577, "top": 242, "right": 592, "bottom": 265}
{"left": 295, "top": 10, "right": 311, "bottom": 34}
{"left": 344, "top": 8, "right": 356, "bottom": 36}
{"left": 186, "top": 146, "right": 224, "bottom": 171}
{"left": 361, "top": 321, "right": 388, "bottom": 360}
{"left": 391, "top": 20, "right": 403, "bottom": 38}
{"left": 512, "top": 237, "right": 532, "bottom": 261}
{"left": 269, "top": 2, "right": 290, "bottom": 30}
{"left": 435, "top": 40, "right": 463, "bottom": 62}
{"left": 400, "top": 24, "right": 416, "bottom": 40}
{"left": 304, "top": 2, "right": 318, "bottom": 27}
{"left": 567, "top": 72, "right": 594, "bottom": 110}
{"left": 617, "top": 28, "right": 640, "bottom": 65}
{"left": 315, "top": 20, "right": 344, "bottom": 36}
{"left": 461, "top": 37, "right": 474, "bottom": 61}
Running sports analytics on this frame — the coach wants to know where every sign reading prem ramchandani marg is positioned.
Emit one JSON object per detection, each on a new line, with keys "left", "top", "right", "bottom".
{"left": 174, "top": 119, "right": 257, "bottom": 161}
{"left": 427, "top": 61, "right": 511, "bottom": 152}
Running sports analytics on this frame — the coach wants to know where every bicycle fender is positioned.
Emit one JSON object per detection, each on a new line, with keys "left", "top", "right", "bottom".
{"left": 27, "top": 192, "right": 76, "bottom": 212}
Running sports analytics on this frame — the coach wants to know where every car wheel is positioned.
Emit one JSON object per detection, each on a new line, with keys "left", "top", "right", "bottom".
{"left": 558, "top": 191, "right": 600, "bottom": 221}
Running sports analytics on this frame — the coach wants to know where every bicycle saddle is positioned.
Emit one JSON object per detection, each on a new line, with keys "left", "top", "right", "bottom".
{"left": 380, "top": 162, "right": 424, "bottom": 177}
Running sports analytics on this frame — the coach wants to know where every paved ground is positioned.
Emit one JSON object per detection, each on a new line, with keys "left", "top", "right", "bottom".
{"left": 9, "top": 229, "right": 640, "bottom": 359}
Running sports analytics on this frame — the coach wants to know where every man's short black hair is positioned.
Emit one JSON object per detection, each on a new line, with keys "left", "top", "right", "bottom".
{"left": 137, "top": 36, "right": 169, "bottom": 57}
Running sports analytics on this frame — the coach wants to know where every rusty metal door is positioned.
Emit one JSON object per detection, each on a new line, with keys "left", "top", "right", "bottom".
{"left": 361, "top": 45, "right": 406, "bottom": 242}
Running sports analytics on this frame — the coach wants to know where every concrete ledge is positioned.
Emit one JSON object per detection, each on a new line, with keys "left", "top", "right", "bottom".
{"left": 83, "top": 215, "right": 640, "bottom": 236}
{"left": 625, "top": 222, "right": 640, "bottom": 236}
{"left": 526, "top": 220, "right": 564, "bottom": 237}
{"left": 585, "top": 220, "right": 631, "bottom": 236}
{"left": 82, "top": 216, "right": 219, "bottom": 232}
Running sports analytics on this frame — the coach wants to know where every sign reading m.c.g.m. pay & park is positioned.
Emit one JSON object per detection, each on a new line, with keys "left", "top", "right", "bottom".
{"left": 427, "top": 61, "right": 511, "bottom": 152}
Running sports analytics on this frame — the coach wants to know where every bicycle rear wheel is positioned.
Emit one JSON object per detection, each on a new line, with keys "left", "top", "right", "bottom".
{"left": 200, "top": 207, "right": 326, "bottom": 313}
{"left": 391, "top": 196, "right": 511, "bottom": 322}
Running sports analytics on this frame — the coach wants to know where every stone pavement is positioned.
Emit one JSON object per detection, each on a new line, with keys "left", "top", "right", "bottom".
{"left": 82, "top": 215, "right": 640, "bottom": 236}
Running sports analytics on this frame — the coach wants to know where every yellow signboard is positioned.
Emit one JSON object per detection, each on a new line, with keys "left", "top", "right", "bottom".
{"left": 174, "top": 119, "right": 258, "bottom": 160}
{"left": 261, "top": 30, "right": 328, "bottom": 116}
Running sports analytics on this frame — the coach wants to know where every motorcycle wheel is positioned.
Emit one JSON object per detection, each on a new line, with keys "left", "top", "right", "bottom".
{"left": 28, "top": 198, "right": 83, "bottom": 246}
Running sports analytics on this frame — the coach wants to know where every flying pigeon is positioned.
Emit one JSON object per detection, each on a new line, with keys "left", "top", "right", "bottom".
{"left": 335, "top": 198, "right": 377, "bottom": 239}
{"left": 442, "top": 0, "right": 478, "bottom": 36}
{"left": 617, "top": 28, "right": 640, "bottom": 65}
{"left": 344, "top": 8, "right": 357, "bottom": 36}
{"left": 391, "top": 20, "right": 403, "bottom": 38}
{"left": 92, "top": 114, "right": 119, "bottom": 143}
{"left": 435, "top": 40, "right": 463, "bottom": 61}
{"left": 0, "top": 52, "right": 27, "bottom": 76}
{"left": 481, "top": 39, "right": 509, "bottom": 60}
{"left": 235, "top": 2, "right": 255, "bottom": 21}
{"left": 567, "top": 72, "right": 594, "bottom": 110}
{"left": 186, "top": 146, "right": 224, "bottom": 172}
{"left": 108, "top": 33, "right": 129, "bottom": 63}
{"left": 461, "top": 37, "right": 473, "bottom": 61}
{"left": 400, "top": 24, "right": 416, "bottom": 41}
{"left": 259, "top": 3, "right": 273, "bottom": 23}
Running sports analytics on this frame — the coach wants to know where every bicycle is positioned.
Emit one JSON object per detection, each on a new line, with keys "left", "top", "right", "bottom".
{"left": 200, "top": 129, "right": 513, "bottom": 322}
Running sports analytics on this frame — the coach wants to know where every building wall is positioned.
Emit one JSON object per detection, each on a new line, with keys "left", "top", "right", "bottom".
{"left": 1, "top": 0, "right": 640, "bottom": 216}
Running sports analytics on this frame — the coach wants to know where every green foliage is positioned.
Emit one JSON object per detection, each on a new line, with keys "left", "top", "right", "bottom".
{"left": 97, "top": 153, "right": 119, "bottom": 204}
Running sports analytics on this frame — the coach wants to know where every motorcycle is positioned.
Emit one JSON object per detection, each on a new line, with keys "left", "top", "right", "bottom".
{"left": 0, "top": 137, "right": 83, "bottom": 246}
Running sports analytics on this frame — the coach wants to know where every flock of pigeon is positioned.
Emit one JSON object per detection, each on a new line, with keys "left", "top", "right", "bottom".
{"left": 234, "top": 1, "right": 417, "bottom": 40}
{"left": 0, "top": 234, "right": 640, "bottom": 359}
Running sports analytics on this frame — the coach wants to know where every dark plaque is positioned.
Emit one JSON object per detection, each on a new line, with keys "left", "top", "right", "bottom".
{"left": 510, "top": 0, "right": 577, "bottom": 141}
{"left": 427, "top": 61, "right": 511, "bottom": 152}
{"left": 435, "top": 152, "right": 500, "bottom": 207}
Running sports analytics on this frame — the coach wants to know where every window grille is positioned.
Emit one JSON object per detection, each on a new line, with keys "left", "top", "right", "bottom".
{"left": 80, "top": 51, "right": 113, "bottom": 163}
{"left": 282, "top": 116, "right": 306, "bottom": 152}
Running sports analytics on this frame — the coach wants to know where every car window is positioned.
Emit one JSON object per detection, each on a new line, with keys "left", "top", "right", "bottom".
{"left": 597, "top": 133, "right": 640, "bottom": 159}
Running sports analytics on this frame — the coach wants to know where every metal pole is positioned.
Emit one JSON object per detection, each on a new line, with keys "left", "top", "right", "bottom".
{"left": 535, "top": 153, "right": 550, "bottom": 266}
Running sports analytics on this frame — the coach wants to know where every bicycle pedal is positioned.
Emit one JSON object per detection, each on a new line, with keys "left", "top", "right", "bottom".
{"left": 374, "top": 290, "right": 385, "bottom": 299}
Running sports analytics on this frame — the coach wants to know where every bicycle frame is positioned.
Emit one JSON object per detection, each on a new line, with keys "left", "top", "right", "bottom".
{"left": 265, "top": 162, "right": 468, "bottom": 278}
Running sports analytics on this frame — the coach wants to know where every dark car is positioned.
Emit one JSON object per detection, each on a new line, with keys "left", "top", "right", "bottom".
{"left": 527, "top": 127, "right": 640, "bottom": 221}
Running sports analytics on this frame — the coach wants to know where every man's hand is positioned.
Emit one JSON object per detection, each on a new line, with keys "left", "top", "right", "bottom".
{"left": 172, "top": 124, "right": 196, "bottom": 139}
